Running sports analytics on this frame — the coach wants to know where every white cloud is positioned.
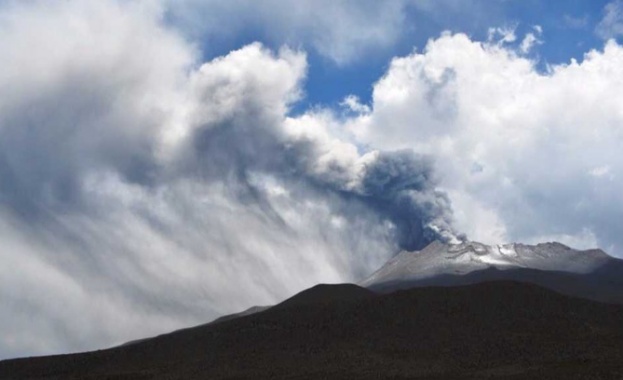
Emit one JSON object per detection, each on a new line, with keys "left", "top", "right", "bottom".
{"left": 340, "top": 95, "right": 371, "bottom": 114}
{"left": 488, "top": 26, "right": 517, "bottom": 44}
{"left": 596, "top": 1, "right": 623, "bottom": 39}
{"left": 519, "top": 26, "right": 543, "bottom": 54}
{"left": 166, "top": 0, "right": 408, "bottom": 65}
{"left": 0, "top": 0, "right": 331, "bottom": 359}
{"left": 348, "top": 32, "right": 623, "bottom": 256}
{"left": 164, "top": 0, "right": 512, "bottom": 65}
{"left": 0, "top": 0, "right": 454, "bottom": 360}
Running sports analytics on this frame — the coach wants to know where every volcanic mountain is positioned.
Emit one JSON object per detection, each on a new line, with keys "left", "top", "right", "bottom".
{"left": 361, "top": 241, "right": 623, "bottom": 304}
{"left": 1, "top": 241, "right": 623, "bottom": 379}
{"left": 2, "top": 281, "right": 623, "bottom": 379}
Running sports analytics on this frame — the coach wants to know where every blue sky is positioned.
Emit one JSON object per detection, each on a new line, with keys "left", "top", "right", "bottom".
{"left": 1, "top": 0, "right": 623, "bottom": 360}
{"left": 171, "top": 0, "right": 621, "bottom": 108}
{"left": 306, "top": 0, "right": 616, "bottom": 106}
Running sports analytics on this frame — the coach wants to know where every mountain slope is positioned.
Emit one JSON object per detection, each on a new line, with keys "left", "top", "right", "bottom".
{"left": 361, "top": 241, "right": 623, "bottom": 303}
{"left": 1, "top": 282, "right": 623, "bottom": 379}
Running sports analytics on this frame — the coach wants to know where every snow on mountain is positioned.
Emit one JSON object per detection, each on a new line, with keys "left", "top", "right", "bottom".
{"left": 360, "top": 241, "right": 621, "bottom": 301}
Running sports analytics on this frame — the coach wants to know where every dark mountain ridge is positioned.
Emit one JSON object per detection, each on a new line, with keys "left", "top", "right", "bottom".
{"left": 2, "top": 281, "right": 623, "bottom": 379}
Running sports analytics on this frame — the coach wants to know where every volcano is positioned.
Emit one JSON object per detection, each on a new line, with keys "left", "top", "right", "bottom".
{"left": 1, "top": 242, "right": 623, "bottom": 379}
{"left": 361, "top": 241, "right": 623, "bottom": 304}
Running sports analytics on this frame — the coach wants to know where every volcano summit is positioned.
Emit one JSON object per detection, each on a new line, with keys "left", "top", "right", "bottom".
{"left": 361, "top": 241, "right": 623, "bottom": 304}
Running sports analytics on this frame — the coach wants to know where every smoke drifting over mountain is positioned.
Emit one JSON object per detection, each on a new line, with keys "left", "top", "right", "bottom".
{"left": 0, "top": 1, "right": 458, "bottom": 359}
{"left": 3, "top": 0, "right": 623, "bottom": 362}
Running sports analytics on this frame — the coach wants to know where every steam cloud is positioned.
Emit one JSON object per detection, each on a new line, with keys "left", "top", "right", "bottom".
{"left": 0, "top": 1, "right": 458, "bottom": 359}
{"left": 8, "top": 0, "right": 622, "bottom": 361}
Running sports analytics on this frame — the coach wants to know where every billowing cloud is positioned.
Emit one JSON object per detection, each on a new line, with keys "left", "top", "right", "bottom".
{"left": 3, "top": 0, "right": 622, "bottom": 362}
{"left": 0, "top": 0, "right": 457, "bottom": 359}
{"left": 348, "top": 31, "right": 623, "bottom": 255}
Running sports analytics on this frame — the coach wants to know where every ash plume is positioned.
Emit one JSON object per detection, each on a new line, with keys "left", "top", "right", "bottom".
{"left": 0, "top": 1, "right": 461, "bottom": 360}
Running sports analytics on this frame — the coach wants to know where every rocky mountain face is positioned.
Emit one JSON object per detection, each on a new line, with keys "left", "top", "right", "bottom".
{"left": 2, "top": 282, "right": 623, "bottom": 379}
{"left": 361, "top": 241, "right": 623, "bottom": 304}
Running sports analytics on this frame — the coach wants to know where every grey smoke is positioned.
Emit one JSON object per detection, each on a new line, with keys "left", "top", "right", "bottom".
{"left": 325, "top": 150, "right": 460, "bottom": 250}
{"left": 0, "top": 1, "right": 460, "bottom": 360}
{"left": 0, "top": 54, "right": 458, "bottom": 358}
{"left": 180, "top": 102, "right": 460, "bottom": 249}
